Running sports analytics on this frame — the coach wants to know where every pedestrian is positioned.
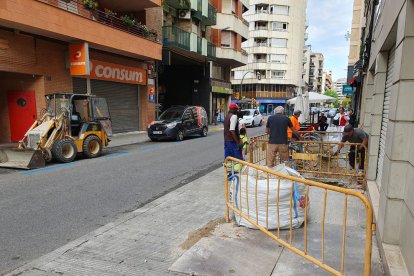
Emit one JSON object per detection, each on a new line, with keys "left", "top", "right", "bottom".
{"left": 334, "top": 125, "right": 368, "bottom": 170}
{"left": 239, "top": 127, "right": 248, "bottom": 160}
{"left": 287, "top": 109, "right": 302, "bottom": 141}
{"left": 333, "top": 108, "right": 349, "bottom": 132}
{"left": 266, "top": 106, "right": 301, "bottom": 167}
{"left": 318, "top": 112, "right": 328, "bottom": 131}
{"left": 348, "top": 109, "right": 357, "bottom": 127}
{"left": 224, "top": 103, "right": 243, "bottom": 172}
{"left": 213, "top": 108, "right": 219, "bottom": 125}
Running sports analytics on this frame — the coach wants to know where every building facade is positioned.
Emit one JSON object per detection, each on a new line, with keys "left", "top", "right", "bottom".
{"left": 0, "top": 0, "right": 162, "bottom": 142}
{"left": 307, "top": 52, "right": 324, "bottom": 93}
{"left": 322, "top": 70, "right": 333, "bottom": 92}
{"left": 347, "top": 0, "right": 365, "bottom": 82}
{"left": 158, "top": 0, "right": 248, "bottom": 122}
{"left": 357, "top": 0, "right": 414, "bottom": 274}
{"left": 334, "top": 78, "right": 347, "bottom": 101}
{"left": 231, "top": 0, "right": 307, "bottom": 115}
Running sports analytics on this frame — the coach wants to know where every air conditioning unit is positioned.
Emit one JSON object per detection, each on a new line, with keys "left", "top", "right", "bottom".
{"left": 178, "top": 10, "right": 191, "bottom": 19}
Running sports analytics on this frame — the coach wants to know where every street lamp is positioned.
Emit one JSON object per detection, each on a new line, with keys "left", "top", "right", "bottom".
{"left": 240, "top": 71, "right": 261, "bottom": 100}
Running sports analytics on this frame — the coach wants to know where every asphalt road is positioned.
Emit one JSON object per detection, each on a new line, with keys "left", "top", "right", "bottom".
{"left": 0, "top": 125, "right": 265, "bottom": 275}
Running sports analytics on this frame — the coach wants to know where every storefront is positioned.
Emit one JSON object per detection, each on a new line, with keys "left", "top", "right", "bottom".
{"left": 211, "top": 84, "right": 232, "bottom": 123}
{"left": 71, "top": 59, "right": 147, "bottom": 134}
{"left": 257, "top": 98, "right": 286, "bottom": 115}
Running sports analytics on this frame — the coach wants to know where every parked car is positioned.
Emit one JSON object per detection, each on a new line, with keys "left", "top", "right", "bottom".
{"left": 327, "top": 108, "right": 339, "bottom": 118}
{"left": 148, "top": 106, "right": 208, "bottom": 141}
{"left": 239, "top": 109, "right": 263, "bottom": 127}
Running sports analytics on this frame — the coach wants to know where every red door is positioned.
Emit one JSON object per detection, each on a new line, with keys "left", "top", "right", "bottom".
{"left": 7, "top": 91, "right": 37, "bottom": 142}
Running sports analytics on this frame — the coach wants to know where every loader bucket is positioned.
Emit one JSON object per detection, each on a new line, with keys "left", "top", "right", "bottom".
{"left": 0, "top": 148, "right": 45, "bottom": 169}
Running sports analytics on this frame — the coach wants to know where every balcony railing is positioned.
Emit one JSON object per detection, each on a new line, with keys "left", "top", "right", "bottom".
{"left": 255, "top": 59, "right": 267, "bottom": 63}
{"left": 207, "top": 42, "right": 216, "bottom": 59}
{"left": 255, "top": 26, "right": 268, "bottom": 30}
{"left": 254, "top": 42, "right": 268, "bottom": 47}
{"left": 37, "top": 0, "right": 158, "bottom": 42}
{"left": 163, "top": 25, "right": 190, "bottom": 51}
{"left": 205, "top": 4, "right": 217, "bottom": 25}
{"left": 240, "top": 49, "right": 248, "bottom": 56}
{"left": 197, "top": 36, "right": 203, "bottom": 55}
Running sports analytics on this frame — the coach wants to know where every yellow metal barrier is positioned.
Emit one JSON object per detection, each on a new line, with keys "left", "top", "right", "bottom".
{"left": 224, "top": 157, "right": 375, "bottom": 276}
{"left": 247, "top": 131, "right": 367, "bottom": 188}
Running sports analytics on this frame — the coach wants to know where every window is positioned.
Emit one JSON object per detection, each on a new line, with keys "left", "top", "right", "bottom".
{"left": 268, "top": 54, "right": 287, "bottom": 63}
{"left": 269, "top": 38, "right": 287, "bottom": 48}
{"left": 231, "top": 0, "right": 236, "bottom": 14}
{"left": 270, "top": 70, "right": 286, "bottom": 79}
{"left": 270, "top": 5, "right": 289, "bottom": 15}
{"left": 221, "top": 31, "right": 233, "bottom": 48}
{"left": 272, "top": 22, "right": 288, "bottom": 31}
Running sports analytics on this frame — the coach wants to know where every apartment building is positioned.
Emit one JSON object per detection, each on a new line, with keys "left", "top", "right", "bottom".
{"left": 334, "top": 78, "right": 346, "bottom": 101}
{"left": 322, "top": 70, "right": 333, "bottom": 92}
{"left": 158, "top": 0, "right": 248, "bottom": 121}
{"left": 302, "top": 44, "right": 311, "bottom": 89}
{"left": 0, "top": 0, "right": 162, "bottom": 142}
{"left": 357, "top": 1, "right": 414, "bottom": 274}
{"left": 231, "top": 0, "right": 307, "bottom": 115}
{"left": 347, "top": 0, "right": 365, "bottom": 82}
{"left": 307, "top": 52, "right": 324, "bottom": 93}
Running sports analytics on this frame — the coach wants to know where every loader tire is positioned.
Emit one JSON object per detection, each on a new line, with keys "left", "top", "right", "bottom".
{"left": 83, "top": 135, "right": 102, "bottom": 158}
{"left": 52, "top": 139, "right": 77, "bottom": 163}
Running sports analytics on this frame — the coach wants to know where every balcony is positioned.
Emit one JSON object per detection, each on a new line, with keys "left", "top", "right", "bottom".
{"left": 163, "top": 25, "right": 216, "bottom": 60}
{"left": 204, "top": 4, "right": 217, "bottom": 26}
{"left": 37, "top": 0, "right": 158, "bottom": 43}
{"left": 1, "top": 0, "right": 161, "bottom": 60}
{"left": 207, "top": 42, "right": 216, "bottom": 59}
{"left": 163, "top": 25, "right": 190, "bottom": 51}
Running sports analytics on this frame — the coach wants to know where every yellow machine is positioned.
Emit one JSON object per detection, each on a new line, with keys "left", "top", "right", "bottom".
{"left": 0, "top": 93, "right": 112, "bottom": 169}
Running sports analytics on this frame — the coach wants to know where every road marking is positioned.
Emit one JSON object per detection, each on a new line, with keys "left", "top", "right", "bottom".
{"left": 21, "top": 163, "right": 76, "bottom": 175}
{"left": 142, "top": 146, "right": 160, "bottom": 151}
{"left": 21, "top": 151, "right": 129, "bottom": 175}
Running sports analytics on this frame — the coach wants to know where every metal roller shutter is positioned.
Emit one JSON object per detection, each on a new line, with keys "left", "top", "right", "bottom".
{"left": 91, "top": 79, "right": 140, "bottom": 134}
{"left": 376, "top": 47, "right": 395, "bottom": 187}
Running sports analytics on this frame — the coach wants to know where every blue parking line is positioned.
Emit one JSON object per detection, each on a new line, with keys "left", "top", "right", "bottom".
{"left": 102, "top": 151, "right": 129, "bottom": 159}
{"left": 21, "top": 151, "right": 129, "bottom": 175}
{"left": 21, "top": 163, "right": 76, "bottom": 175}
{"left": 142, "top": 146, "right": 160, "bottom": 151}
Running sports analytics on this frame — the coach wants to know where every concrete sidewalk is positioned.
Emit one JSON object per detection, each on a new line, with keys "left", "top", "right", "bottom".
{"left": 7, "top": 166, "right": 383, "bottom": 276}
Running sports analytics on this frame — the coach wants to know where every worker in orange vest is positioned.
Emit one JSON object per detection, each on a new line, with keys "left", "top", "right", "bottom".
{"left": 288, "top": 110, "right": 302, "bottom": 141}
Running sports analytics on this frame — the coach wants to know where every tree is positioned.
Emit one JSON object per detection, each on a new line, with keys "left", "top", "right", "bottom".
{"left": 324, "top": 90, "right": 340, "bottom": 108}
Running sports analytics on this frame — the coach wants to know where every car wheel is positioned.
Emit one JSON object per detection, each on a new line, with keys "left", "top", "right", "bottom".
{"left": 251, "top": 120, "right": 255, "bottom": 127}
{"left": 52, "top": 138, "right": 77, "bottom": 163}
{"left": 201, "top": 127, "right": 208, "bottom": 137}
{"left": 176, "top": 130, "right": 184, "bottom": 141}
{"left": 83, "top": 135, "right": 102, "bottom": 158}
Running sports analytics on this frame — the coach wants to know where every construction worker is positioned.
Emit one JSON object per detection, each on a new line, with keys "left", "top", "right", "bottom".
{"left": 288, "top": 110, "right": 302, "bottom": 141}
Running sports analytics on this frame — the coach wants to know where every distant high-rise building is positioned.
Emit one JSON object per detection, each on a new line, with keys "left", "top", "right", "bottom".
{"left": 231, "top": 0, "right": 307, "bottom": 115}
{"left": 334, "top": 78, "right": 347, "bottom": 100}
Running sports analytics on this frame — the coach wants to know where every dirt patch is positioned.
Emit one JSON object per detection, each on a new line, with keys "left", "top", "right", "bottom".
{"left": 180, "top": 218, "right": 226, "bottom": 250}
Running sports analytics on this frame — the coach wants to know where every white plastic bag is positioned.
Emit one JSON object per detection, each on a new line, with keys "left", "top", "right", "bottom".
{"left": 230, "top": 164, "right": 309, "bottom": 230}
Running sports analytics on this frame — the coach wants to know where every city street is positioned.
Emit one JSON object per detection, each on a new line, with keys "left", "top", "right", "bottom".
{"left": 0, "top": 126, "right": 265, "bottom": 275}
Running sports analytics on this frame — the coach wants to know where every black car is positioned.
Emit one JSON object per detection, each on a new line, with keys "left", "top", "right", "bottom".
{"left": 148, "top": 106, "right": 208, "bottom": 141}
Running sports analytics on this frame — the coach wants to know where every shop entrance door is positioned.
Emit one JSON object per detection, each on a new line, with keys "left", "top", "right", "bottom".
{"left": 267, "top": 104, "right": 274, "bottom": 115}
{"left": 7, "top": 90, "right": 37, "bottom": 142}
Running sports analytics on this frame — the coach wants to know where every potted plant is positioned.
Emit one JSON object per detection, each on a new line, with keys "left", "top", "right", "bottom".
{"left": 81, "top": 0, "right": 98, "bottom": 9}
{"left": 104, "top": 8, "right": 117, "bottom": 18}
{"left": 120, "top": 15, "right": 136, "bottom": 26}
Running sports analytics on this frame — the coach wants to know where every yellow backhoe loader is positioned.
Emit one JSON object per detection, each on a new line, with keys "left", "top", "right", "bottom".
{"left": 0, "top": 93, "right": 112, "bottom": 169}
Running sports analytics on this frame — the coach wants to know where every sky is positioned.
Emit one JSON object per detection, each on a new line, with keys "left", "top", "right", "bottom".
{"left": 306, "top": 0, "right": 354, "bottom": 81}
